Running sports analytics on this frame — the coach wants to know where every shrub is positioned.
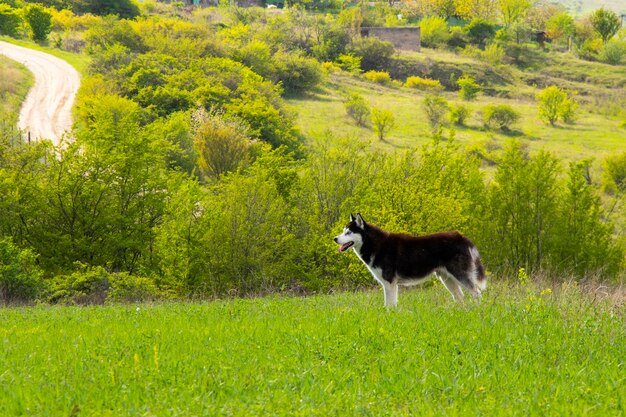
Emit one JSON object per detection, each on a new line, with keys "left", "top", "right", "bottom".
{"left": 482, "top": 43, "right": 505, "bottom": 65}
{"left": 537, "top": 86, "right": 577, "bottom": 126}
{"left": 271, "top": 50, "right": 324, "bottom": 94}
{"left": 363, "top": 70, "right": 391, "bottom": 85}
{"left": 371, "top": 108, "right": 395, "bottom": 141}
{"left": 483, "top": 104, "right": 520, "bottom": 131}
{"left": 457, "top": 74, "right": 481, "bottom": 101}
{"left": 348, "top": 36, "right": 395, "bottom": 72}
{"left": 0, "top": 238, "right": 44, "bottom": 304}
{"left": 601, "top": 152, "right": 626, "bottom": 194}
{"left": 404, "top": 76, "right": 443, "bottom": 91}
{"left": 0, "top": 4, "right": 21, "bottom": 37}
{"left": 419, "top": 16, "right": 450, "bottom": 48}
{"left": 335, "top": 54, "right": 361, "bottom": 74}
{"left": 345, "top": 92, "right": 370, "bottom": 126}
{"left": 599, "top": 39, "right": 626, "bottom": 65}
{"left": 465, "top": 18, "right": 496, "bottom": 48}
{"left": 423, "top": 95, "right": 450, "bottom": 132}
{"left": 24, "top": 4, "right": 52, "bottom": 42}
{"left": 450, "top": 104, "right": 470, "bottom": 126}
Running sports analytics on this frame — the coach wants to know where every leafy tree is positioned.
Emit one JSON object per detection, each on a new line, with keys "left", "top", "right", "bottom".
{"left": 546, "top": 11, "right": 575, "bottom": 44}
{"left": 457, "top": 74, "right": 481, "bottom": 101}
{"left": 345, "top": 92, "right": 370, "bottom": 127}
{"left": 464, "top": 18, "right": 496, "bottom": 48}
{"left": 536, "top": 86, "right": 577, "bottom": 126}
{"left": 0, "top": 4, "right": 21, "bottom": 37}
{"left": 498, "top": 0, "right": 532, "bottom": 27}
{"left": 348, "top": 36, "right": 395, "bottom": 72}
{"left": 590, "top": 7, "right": 620, "bottom": 43}
{"left": 371, "top": 108, "right": 395, "bottom": 141}
{"left": 0, "top": 237, "right": 44, "bottom": 304}
{"left": 24, "top": 4, "right": 52, "bottom": 42}
{"left": 423, "top": 95, "right": 450, "bottom": 132}
{"left": 450, "top": 103, "right": 470, "bottom": 126}
{"left": 419, "top": 16, "right": 450, "bottom": 48}
{"left": 483, "top": 104, "right": 520, "bottom": 131}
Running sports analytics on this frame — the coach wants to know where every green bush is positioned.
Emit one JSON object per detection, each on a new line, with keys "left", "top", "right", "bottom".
{"left": 404, "top": 76, "right": 443, "bottom": 91}
{"left": 483, "top": 104, "right": 520, "bottom": 131}
{"left": 348, "top": 36, "right": 395, "bottom": 72}
{"left": 537, "top": 86, "right": 577, "bottom": 126}
{"left": 371, "top": 108, "right": 395, "bottom": 141}
{"left": 457, "top": 74, "right": 481, "bottom": 101}
{"left": 599, "top": 39, "right": 626, "bottom": 65}
{"left": 465, "top": 18, "right": 496, "bottom": 48}
{"left": 0, "top": 4, "right": 21, "bottom": 37}
{"left": 363, "top": 70, "right": 391, "bottom": 85}
{"left": 601, "top": 152, "right": 626, "bottom": 194}
{"left": 419, "top": 16, "right": 450, "bottom": 48}
{"left": 271, "top": 50, "right": 324, "bottom": 94}
{"left": 423, "top": 95, "right": 450, "bottom": 133}
{"left": 24, "top": 4, "right": 52, "bottom": 42}
{"left": 0, "top": 238, "right": 44, "bottom": 304}
{"left": 345, "top": 92, "right": 370, "bottom": 126}
{"left": 450, "top": 104, "right": 470, "bottom": 126}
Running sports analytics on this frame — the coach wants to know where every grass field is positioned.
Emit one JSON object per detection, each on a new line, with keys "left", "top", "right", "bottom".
{"left": 0, "top": 56, "right": 33, "bottom": 126}
{"left": 1, "top": 281, "right": 624, "bottom": 416}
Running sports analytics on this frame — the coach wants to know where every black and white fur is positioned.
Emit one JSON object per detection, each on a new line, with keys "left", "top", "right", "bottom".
{"left": 334, "top": 214, "right": 486, "bottom": 307}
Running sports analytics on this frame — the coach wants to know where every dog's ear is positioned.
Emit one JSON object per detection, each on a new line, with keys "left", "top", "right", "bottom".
{"left": 349, "top": 213, "right": 355, "bottom": 223}
{"left": 355, "top": 213, "right": 365, "bottom": 228}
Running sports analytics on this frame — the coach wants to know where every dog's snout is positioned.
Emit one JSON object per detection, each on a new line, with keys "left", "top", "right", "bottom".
{"left": 333, "top": 237, "right": 339, "bottom": 243}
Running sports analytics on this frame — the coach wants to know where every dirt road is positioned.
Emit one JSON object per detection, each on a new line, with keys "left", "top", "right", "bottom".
{"left": 0, "top": 41, "right": 80, "bottom": 145}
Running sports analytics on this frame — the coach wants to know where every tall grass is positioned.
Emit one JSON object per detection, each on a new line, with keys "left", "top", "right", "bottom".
{"left": 0, "top": 56, "right": 33, "bottom": 125}
{"left": 0, "top": 281, "right": 623, "bottom": 416}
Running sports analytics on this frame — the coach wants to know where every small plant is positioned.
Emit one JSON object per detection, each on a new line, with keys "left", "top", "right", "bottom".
{"left": 423, "top": 95, "right": 450, "bottom": 132}
{"left": 404, "top": 76, "right": 443, "bottom": 91}
{"left": 335, "top": 54, "right": 361, "bottom": 74}
{"left": 363, "top": 70, "right": 391, "bottom": 85}
{"left": 483, "top": 104, "right": 520, "bottom": 131}
{"left": 450, "top": 104, "right": 470, "bottom": 126}
{"left": 536, "top": 86, "right": 577, "bottom": 126}
{"left": 457, "top": 74, "right": 481, "bottom": 101}
{"left": 371, "top": 108, "right": 395, "bottom": 141}
{"left": 344, "top": 92, "right": 370, "bottom": 127}
{"left": 599, "top": 39, "right": 626, "bottom": 65}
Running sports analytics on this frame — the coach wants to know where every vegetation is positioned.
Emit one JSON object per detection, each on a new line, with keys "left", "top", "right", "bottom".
{"left": 0, "top": 283, "right": 624, "bottom": 415}
{"left": 537, "top": 86, "right": 577, "bottom": 126}
{"left": 0, "top": 1, "right": 624, "bottom": 304}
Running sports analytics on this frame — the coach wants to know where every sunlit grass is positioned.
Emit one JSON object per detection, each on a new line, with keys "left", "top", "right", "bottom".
{"left": 0, "top": 36, "right": 89, "bottom": 74}
{"left": 0, "top": 281, "right": 623, "bottom": 416}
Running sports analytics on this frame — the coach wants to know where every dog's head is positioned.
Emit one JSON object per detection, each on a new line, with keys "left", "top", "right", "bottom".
{"left": 334, "top": 213, "right": 366, "bottom": 253}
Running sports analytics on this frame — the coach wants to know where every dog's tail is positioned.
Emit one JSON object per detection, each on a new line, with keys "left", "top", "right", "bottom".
{"left": 470, "top": 246, "right": 487, "bottom": 291}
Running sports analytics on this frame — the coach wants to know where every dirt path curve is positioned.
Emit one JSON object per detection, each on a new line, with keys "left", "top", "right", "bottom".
{"left": 0, "top": 41, "right": 80, "bottom": 146}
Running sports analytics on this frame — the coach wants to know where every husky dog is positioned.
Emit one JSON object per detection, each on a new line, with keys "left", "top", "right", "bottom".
{"left": 334, "top": 214, "right": 486, "bottom": 307}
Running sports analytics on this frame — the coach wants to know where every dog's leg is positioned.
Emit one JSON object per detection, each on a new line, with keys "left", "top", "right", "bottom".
{"left": 382, "top": 281, "right": 398, "bottom": 308}
{"left": 436, "top": 270, "right": 464, "bottom": 302}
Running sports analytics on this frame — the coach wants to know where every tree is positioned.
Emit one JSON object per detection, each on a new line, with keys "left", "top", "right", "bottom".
{"left": 498, "top": 0, "right": 532, "bottom": 28}
{"left": 423, "top": 95, "right": 450, "bottom": 133}
{"left": 536, "top": 86, "right": 577, "bottom": 126}
{"left": 483, "top": 104, "right": 520, "bottom": 131}
{"left": 371, "top": 108, "right": 395, "bottom": 141}
{"left": 0, "top": 4, "right": 21, "bottom": 37}
{"left": 345, "top": 92, "right": 370, "bottom": 126}
{"left": 546, "top": 12, "right": 575, "bottom": 44}
{"left": 24, "top": 4, "right": 52, "bottom": 42}
{"left": 457, "top": 74, "right": 481, "bottom": 101}
{"left": 590, "top": 8, "right": 620, "bottom": 43}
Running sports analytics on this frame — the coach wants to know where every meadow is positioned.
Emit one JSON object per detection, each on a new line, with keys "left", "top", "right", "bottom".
{"left": 1, "top": 281, "right": 624, "bottom": 416}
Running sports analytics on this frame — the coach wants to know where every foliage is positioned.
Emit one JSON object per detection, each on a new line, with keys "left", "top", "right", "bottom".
{"left": 590, "top": 7, "right": 620, "bottom": 43}
{"left": 449, "top": 103, "right": 470, "bottom": 126}
{"left": 419, "top": 15, "right": 450, "bottom": 48}
{"left": 271, "top": 50, "right": 324, "bottom": 94}
{"left": 344, "top": 92, "right": 370, "bottom": 127}
{"left": 464, "top": 18, "right": 496, "bottom": 48}
{"left": 546, "top": 11, "right": 575, "bottom": 43}
{"left": 601, "top": 152, "right": 626, "bottom": 194}
{"left": 0, "top": 237, "right": 44, "bottom": 304}
{"left": 536, "top": 86, "right": 577, "bottom": 126}
{"left": 193, "top": 112, "right": 251, "bottom": 180}
{"left": 482, "top": 104, "right": 520, "bottom": 131}
{"left": 335, "top": 53, "right": 361, "bottom": 74}
{"left": 599, "top": 39, "right": 626, "bottom": 65}
{"left": 422, "top": 94, "right": 450, "bottom": 132}
{"left": 457, "top": 74, "right": 481, "bottom": 101}
{"left": 363, "top": 70, "right": 391, "bottom": 85}
{"left": 24, "top": 4, "right": 52, "bottom": 42}
{"left": 404, "top": 76, "right": 443, "bottom": 91}
{"left": 371, "top": 108, "right": 395, "bottom": 141}
{"left": 347, "top": 36, "right": 395, "bottom": 72}
{"left": 0, "top": 4, "right": 21, "bottom": 37}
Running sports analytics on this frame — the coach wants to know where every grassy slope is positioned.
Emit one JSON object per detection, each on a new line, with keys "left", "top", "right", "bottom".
{"left": 0, "top": 283, "right": 624, "bottom": 416}
{"left": 288, "top": 48, "right": 626, "bottom": 163}
{"left": 0, "top": 56, "right": 33, "bottom": 125}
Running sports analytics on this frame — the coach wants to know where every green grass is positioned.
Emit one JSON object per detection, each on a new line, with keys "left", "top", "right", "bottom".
{"left": 288, "top": 72, "right": 626, "bottom": 163}
{"left": 1, "top": 282, "right": 624, "bottom": 416}
{"left": 0, "top": 55, "right": 33, "bottom": 125}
